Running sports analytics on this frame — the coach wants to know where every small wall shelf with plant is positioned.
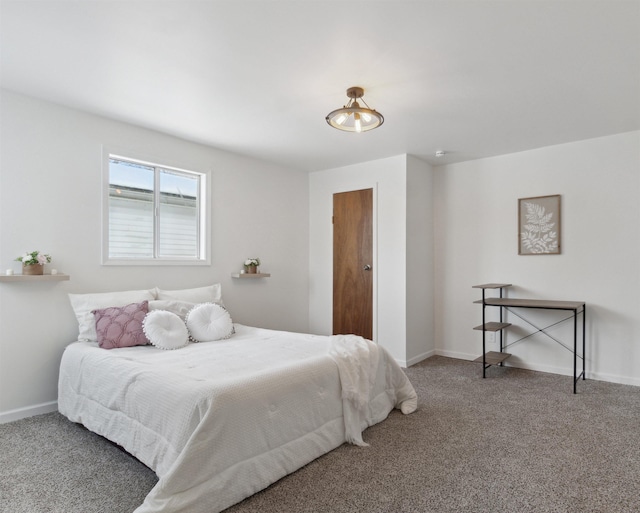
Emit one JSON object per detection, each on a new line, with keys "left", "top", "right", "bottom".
{"left": 231, "top": 257, "right": 270, "bottom": 279}
{"left": 0, "top": 250, "right": 70, "bottom": 283}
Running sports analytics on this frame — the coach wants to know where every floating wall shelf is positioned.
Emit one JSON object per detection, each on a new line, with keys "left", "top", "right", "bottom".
{"left": 231, "top": 273, "right": 271, "bottom": 279}
{"left": 0, "top": 273, "right": 70, "bottom": 283}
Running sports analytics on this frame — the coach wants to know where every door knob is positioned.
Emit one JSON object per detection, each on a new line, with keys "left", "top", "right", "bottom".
{"left": 363, "top": 264, "right": 372, "bottom": 271}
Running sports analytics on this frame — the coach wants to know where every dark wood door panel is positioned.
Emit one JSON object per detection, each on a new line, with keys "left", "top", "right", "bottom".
{"left": 333, "top": 188, "right": 373, "bottom": 339}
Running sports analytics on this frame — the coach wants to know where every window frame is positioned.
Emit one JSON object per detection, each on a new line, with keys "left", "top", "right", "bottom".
{"left": 101, "top": 148, "right": 211, "bottom": 266}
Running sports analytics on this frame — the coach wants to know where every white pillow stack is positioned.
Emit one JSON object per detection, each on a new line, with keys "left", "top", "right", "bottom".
{"left": 68, "top": 284, "right": 233, "bottom": 350}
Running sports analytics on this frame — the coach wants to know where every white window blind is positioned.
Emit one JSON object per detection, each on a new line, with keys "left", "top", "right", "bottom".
{"left": 104, "top": 154, "right": 208, "bottom": 265}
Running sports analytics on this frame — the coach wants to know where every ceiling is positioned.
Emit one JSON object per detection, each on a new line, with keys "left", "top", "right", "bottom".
{"left": 1, "top": 1, "right": 639, "bottom": 172}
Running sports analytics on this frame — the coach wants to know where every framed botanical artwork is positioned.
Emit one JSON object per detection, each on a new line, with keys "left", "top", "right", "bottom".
{"left": 518, "top": 194, "right": 561, "bottom": 255}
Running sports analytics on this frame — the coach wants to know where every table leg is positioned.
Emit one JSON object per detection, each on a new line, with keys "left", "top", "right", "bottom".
{"left": 582, "top": 305, "right": 586, "bottom": 380}
{"left": 573, "top": 309, "right": 577, "bottom": 394}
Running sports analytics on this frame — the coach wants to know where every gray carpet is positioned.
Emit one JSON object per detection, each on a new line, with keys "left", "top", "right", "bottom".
{"left": 2, "top": 356, "right": 640, "bottom": 513}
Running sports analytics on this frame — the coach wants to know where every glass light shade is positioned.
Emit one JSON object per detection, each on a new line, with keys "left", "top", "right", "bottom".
{"left": 326, "top": 87, "right": 384, "bottom": 132}
{"left": 326, "top": 106, "right": 383, "bottom": 132}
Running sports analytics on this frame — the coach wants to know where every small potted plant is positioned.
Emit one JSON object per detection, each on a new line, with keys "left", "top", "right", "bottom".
{"left": 16, "top": 250, "right": 51, "bottom": 276}
{"left": 244, "top": 258, "right": 260, "bottom": 274}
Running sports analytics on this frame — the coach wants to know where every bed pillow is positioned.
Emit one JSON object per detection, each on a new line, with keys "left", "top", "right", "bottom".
{"left": 148, "top": 300, "right": 195, "bottom": 320}
{"left": 185, "top": 302, "right": 234, "bottom": 342}
{"left": 143, "top": 310, "right": 190, "bottom": 350}
{"left": 92, "top": 301, "right": 150, "bottom": 349}
{"left": 155, "top": 284, "right": 223, "bottom": 305}
{"left": 69, "top": 288, "right": 156, "bottom": 342}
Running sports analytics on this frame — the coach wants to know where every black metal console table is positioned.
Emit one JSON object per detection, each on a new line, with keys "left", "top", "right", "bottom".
{"left": 473, "top": 284, "right": 586, "bottom": 393}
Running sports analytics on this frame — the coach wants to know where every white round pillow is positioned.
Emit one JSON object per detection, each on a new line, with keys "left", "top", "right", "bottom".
{"left": 185, "top": 302, "right": 234, "bottom": 342}
{"left": 142, "top": 310, "right": 190, "bottom": 350}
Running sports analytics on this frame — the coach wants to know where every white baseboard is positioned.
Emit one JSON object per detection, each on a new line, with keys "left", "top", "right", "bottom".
{"left": 396, "top": 349, "right": 436, "bottom": 368}
{"left": 436, "top": 349, "right": 578, "bottom": 376}
{"left": 0, "top": 401, "right": 58, "bottom": 424}
{"left": 434, "top": 350, "right": 640, "bottom": 388}
{"left": 588, "top": 371, "right": 640, "bottom": 387}
{"left": 405, "top": 349, "right": 436, "bottom": 367}
{"left": 435, "top": 349, "right": 477, "bottom": 361}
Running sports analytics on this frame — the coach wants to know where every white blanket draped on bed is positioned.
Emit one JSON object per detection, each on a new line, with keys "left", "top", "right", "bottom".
{"left": 329, "top": 334, "right": 417, "bottom": 446}
{"left": 58, "top": 325, "right": 417, "bottom": 513}
{"left": 330, "top": 334, "right": 382, "bottom": 445}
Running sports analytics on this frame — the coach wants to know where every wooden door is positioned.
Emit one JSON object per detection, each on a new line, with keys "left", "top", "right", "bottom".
{"left": 333, "top": 188, "right": 373, "bottom": 339}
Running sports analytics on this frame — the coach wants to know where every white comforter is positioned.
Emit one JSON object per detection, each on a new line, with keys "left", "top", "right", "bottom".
{"left": 58, "top": 325, "right": 417, "bottom": 513}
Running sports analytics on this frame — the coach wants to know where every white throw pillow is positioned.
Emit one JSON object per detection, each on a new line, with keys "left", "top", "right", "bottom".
{"left": 155, "top": 284, "right": 223, "bottom": 305}
{"left": 185, "top": 302, "right": 234, "bottom": 342}
{"left": 69, "top": 288, "right": 157, "bottom": 342}
{"left": 142, "top": 310, "right": 190, "bottom": 350}
{"left": 148, "top": 300, "right": 195, "bottom": 320}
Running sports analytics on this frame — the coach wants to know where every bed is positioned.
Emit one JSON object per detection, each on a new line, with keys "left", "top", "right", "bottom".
{"left": 58, "top": 286, "right": 417, "bottom": 513}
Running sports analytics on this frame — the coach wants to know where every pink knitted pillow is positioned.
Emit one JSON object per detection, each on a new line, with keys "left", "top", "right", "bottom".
{"left": 92, "top": 301, "right": 150, "bottom": 349}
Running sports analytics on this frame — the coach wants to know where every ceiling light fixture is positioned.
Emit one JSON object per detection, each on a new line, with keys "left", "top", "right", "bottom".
{"left": 326, "top": 86, "right": 384, "bottom": 133}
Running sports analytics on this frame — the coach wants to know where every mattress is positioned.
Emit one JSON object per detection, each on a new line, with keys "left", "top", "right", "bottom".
{"left": 58, "top": 324, "right": 417, "bottom": 513}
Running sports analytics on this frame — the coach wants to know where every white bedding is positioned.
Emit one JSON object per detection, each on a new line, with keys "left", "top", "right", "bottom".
{"left": 58, "top": 324, "right": 417, "bottom": 513}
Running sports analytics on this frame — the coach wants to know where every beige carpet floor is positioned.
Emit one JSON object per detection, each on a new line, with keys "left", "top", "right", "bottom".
{"left": 2, "top": 356, "right": 639, "bottom": 513}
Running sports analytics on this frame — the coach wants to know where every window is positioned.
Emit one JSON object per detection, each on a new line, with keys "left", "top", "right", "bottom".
{"left": 103, "top": 152, "right": 209, "bottom": 265}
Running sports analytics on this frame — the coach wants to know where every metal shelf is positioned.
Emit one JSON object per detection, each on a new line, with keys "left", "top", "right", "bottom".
{"left": 473, "top": 283, "right": 511, "bottom": 376}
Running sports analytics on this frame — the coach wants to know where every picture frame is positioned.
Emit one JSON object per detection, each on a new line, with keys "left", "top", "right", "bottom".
{"left": 518, "top": 194, "right": 561, "bottom": 255}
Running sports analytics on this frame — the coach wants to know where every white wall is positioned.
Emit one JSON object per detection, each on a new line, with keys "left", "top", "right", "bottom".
{"left": 3, "top": 90, "right": 637, "bottom": 422}
{"left": 0, "top": 90, "right": 309, "bottom": 420}
{"left": 406, "top": 155, "right": 435, "bottom": 365}
{"left": 434, "top": 131, "right": 640, "bottom": 385}
{"left": 309, "top": 155, "right": 435, "bottom": 365}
